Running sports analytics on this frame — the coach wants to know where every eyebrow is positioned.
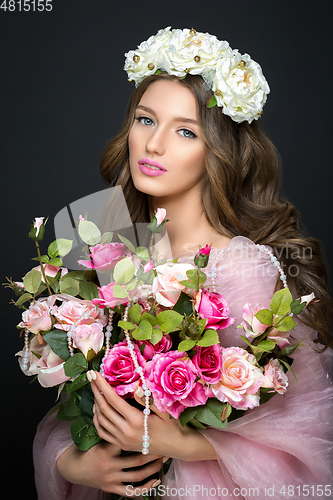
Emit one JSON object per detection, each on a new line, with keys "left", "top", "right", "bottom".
{"left": 135, "top": 105, "right": 198, "bottom": 125}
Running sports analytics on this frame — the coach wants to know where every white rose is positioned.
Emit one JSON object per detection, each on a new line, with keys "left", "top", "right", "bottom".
{"left": 165, "top": 28, "right": 233, "bottom": 80}
{"left": 212, "top": 49, "right": 270, "bottom": 123}
{"left": 124, "top": 26, "right": 173, "bottom": 86}
{"left": 152, "top": 262, "right": 196, "bottom": 307}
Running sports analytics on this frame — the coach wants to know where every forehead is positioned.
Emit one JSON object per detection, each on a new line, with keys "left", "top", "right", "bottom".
{"left": 137, "top": 80, "right": 198, "bottom": 120}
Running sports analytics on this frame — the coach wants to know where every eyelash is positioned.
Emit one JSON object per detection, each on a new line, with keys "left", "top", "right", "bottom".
{"left": 134, "top": 116, "right": 197, "bottom": 139}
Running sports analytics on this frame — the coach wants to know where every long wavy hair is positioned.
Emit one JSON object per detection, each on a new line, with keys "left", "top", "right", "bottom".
{"left": 100, "top": 72, "right": 333, "bottom": 350}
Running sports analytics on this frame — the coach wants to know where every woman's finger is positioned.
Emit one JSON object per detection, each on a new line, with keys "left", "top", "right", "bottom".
{"left": 91, "top": 371, "right": 135, "bottom": 418}
{"left": 134, "top": 386, "right": 170, "bottom": 421}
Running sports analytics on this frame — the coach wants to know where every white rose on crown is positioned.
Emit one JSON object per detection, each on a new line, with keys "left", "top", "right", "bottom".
{"left": 211, "top": 49, "right": 270, "bottom": 123}
{"left": 164, "top": 28, "right": 233, "bottom": 78}
{"left": 124, "top": 26, "right": 173, "bottom": 86}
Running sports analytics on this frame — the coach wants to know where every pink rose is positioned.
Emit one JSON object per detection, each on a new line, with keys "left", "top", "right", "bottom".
{"left": 138, "top": 334, "right": 173, "bottom": 360}
{"left": 78, "top": 242, "right": 126, "bottom": 271}
{"left": 53, "top": 298, "right": 107, "bottom": 331}
{"left": 144, "top": 351, "right": 208, "bottom": 418}
{"left": 262, "top": 359, "right": 288, "bottom": 395}
{"left": 72, "top": 323, "right": 104, "bottom": 359}
{"left": 192, "top": 344, "right": 222, "bottom": 384}
{"left": 18, "top": 298, "right": 53, "bottom": 334}
{"left": 194, "top": 289, "right": 235, "bottom": 330}
{"left": 92, "top": 282, "right": 130, "bottom": 309}
{"left": 103, "top": 341, "right": 146, "bottom": 396}
{"left": 27, "top": 338, "right": 70, "bottom": 388}
{"left": 155, "top": 208, "right": 167, "bottom": 226}
{"left": 212, "top": 347, "right": 264, "bottom": 410}
{"left": 152, "top": 262, "right": 196, "bottom": 307}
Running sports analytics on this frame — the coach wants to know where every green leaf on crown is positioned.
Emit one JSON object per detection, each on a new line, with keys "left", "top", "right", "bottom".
{"left": 206, "top": 95, "right": 217, "bottom": 108}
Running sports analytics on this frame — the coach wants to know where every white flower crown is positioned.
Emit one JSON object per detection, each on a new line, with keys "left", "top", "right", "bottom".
{"left": 124, "top": 27, "right": 270, "bottom": 124}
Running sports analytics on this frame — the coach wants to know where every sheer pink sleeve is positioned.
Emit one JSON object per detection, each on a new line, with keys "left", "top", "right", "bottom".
{"left": 162, "top": 237, "right": 333, "bottom": 499}
{"left": 33, "top": 410, "right": 108, "bottom": 500}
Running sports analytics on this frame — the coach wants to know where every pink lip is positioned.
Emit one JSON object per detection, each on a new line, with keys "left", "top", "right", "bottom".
{"left": 138, "top": 158, "right": 167, "bottom": 176}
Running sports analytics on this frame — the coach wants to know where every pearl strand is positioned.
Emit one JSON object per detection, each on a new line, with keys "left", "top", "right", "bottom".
{"left": 256, "top": 244, "right": 288, "bottom": 288}
{"left": 67, "top": 311, "right": 91, "bottom": 357}
{"left": 208, "top": 244, "right": 288, "bottom": 290}
{"left": 20, "top": 329, "right": 31, "bottom": 372}
{"left": 100, "top": 310, "right": 114, "bottom": 376}
{"left": 123, "top": 302, "right": 151, "bottom": 455}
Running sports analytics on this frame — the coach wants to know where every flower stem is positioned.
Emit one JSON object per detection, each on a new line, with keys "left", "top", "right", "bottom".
{"left": 35, "top": 240, "right": 52, "bottom": 296}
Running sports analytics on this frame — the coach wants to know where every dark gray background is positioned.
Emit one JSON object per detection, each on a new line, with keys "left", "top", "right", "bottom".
{"left": 1, "top": 0, "right": 332, "bottom": 496}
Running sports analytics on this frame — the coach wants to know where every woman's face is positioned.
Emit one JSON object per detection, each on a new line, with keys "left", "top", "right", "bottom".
{"left": 128, "top": 79, "right": 206, "bottom": 200}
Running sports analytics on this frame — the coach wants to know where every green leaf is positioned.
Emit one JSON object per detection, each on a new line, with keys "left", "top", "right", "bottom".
{"left": 178, "top": 339, "right": 196, "bottom": 352}
{"left": 78, "top": 220, "right": 101, "bottom": 245}
{"left": 255, "top": 308, "right": 273, "bottom": 326}
{"left": 207, "top": 94, "right": 217, "bottom": 108}
{"left": 150, "top": 328, "right": 163, "bottom": 345}
{"left": 47, "top": 275, "right": 60, "bottom": 293}
{"left": 221, "top": 403, "right": 232, "bottom": 422}
{"left": 256, "top": 340, "right": 276, "bottom": 351}
{"left": 185, "top": 269, "right": 206, "bottom": 287}
{"left": 113, "top": 256, "right": 135, "bottom": 285}
{"left": 64, "top": 353, "right": 88, "bottom": 378}
{"left": 47, "top": 257, "right": 63, "bottom": 267}
{"left": 60, "top": 277, "right": 80, "bottom": 296}
{"left": 15, "top": 292, "right": 33, "bottom": 307}
{"left": 70, "top": 417, "right": 103, "bottom": 451}
{"left": 118, "top": 320, "right": 136, "bottom": 330}
{"left": 100, "top": 232, "right": 113, "bottom": 244}
{"left": 128, "top": 303, "right": 141, "bottom": 324}
{"left": 279, "top": 358, "right": 297, "bottom": 382}
{"left": 132, "top": 320, "right": 152, "bottom": 340}
{"left": 195, "top": 399, "right": 228, "bottom": 428}
{"left": 136, "top": 246, "right": 150, "bottom": 261}
{"left": 275, "top": 315, "right": 297, "bottom": 332}
{"left": 179, "top": 407, "right": 197, "bottom": 427}
{"left": 173, "top": 291, "right": 194, "bottom": 317}
{"left": 270, "top": 288, "right": 292, "bottom": 316}
{"left": 197, "top": 329, "right": 219, "bottom": 347}
{"left": 178, "top": 280, "right": 197, "bottom": 290}
{"left": 79, "top": 384, "right": 95, "bottom": 425}
{"left": 31, "top": 254, "right": 49, "bottom": 263}
{"left": 23, "top": 269, "right": 42, "bottom": 295}
{"left": 112, "top": 284, "right": 129, "bottom": 299}
{"left": 156, "top": 310, "right": 183, "bottom": 333}
{"left": 290, "top": 298, "right": 307, "bottom": 315}
{"left": 48, "top": 238, "right": 73, "bottom": 258}
{"left": 117, "top": 234, "right": 136, "bottom": 253}
{"left": 43, "top": 331, "right": 70, "bottom": 361}
{"left": 197, "top": 318, "right": 208, "bottom": 337}
{"left": 56, "top": 399, "right": 81, "bottom": 421}
{"left": 240, "top": 335, "right": 252, "bottom": 347}
{"left": 66, "top": 373, "right": 89, "bottom": 393}
{"left": 79, "top": 281, "right": 99, "bottom": 300}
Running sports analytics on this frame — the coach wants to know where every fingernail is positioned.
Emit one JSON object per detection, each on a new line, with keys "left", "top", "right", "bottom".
{"left": 135, "top": 386, "right": 144, "bottom": 398}
{"left": 92, "top": 404, "right": 96, "bottom": 414}
{"left": 162, "top": 456, "right": 170, "bottom": 463}
{"left": 151, "top": 479, "right": 161, "bottom": 488}
{"left": 87, "top": 370, "right": 97, "bottom": 382}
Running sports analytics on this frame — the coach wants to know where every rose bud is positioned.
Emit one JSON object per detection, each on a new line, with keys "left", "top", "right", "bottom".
{"left": 194, "top": 244, "right": 211, "bottom": 268}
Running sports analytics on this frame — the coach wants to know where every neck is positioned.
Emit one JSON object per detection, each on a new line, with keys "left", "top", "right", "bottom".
{"left": 148, "top": 187, "right": 230, "bottom": 257}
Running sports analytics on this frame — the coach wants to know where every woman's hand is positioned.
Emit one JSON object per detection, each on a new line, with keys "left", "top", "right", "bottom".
{"left": 91, "top": 371, "right": 217, "bottom": 462}
{"left": 56, "top": 440, "right": 163, "bottom": 495}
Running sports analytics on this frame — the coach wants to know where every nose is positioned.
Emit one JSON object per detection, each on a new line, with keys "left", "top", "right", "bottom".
{"left": 145, "top": 125, "right": 166, "bottom": 156}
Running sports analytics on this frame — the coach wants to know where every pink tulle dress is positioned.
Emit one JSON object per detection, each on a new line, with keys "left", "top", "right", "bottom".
{"left": 33, "top": 237, "right": 333, "bottom": 499}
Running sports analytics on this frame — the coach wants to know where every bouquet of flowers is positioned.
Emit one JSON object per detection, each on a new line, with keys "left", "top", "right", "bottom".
{"left": 6, "top": 210, "right": 314, "bottom": 454}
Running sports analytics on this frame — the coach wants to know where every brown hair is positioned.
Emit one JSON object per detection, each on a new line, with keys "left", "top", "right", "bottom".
{"left": 100, "top": 72, "right": 333, "bottom": 350}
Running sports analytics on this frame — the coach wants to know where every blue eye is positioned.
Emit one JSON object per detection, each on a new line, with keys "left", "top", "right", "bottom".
{"left": 179, "top": 129, "right": 196, "bottom": 139}
{"left": 136, "top": 116, "right": 154, "bottom": 126}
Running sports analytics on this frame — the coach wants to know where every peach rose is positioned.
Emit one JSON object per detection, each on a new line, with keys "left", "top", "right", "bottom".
{"left": 18, "top": 298, "right": 53, "bottom": 334}
{"left": 152, "top": 262, "right": 195, "bottom": 307}
{"left": 262, "top": 359, "right": 288, "bottom": 395}
{"left": 53, "top": 298, "right": 107, "bottom": 331}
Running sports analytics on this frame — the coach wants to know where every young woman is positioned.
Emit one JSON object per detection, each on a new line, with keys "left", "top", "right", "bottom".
{"left": 34, "top": 28, "right": 333, "bottom": 499}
